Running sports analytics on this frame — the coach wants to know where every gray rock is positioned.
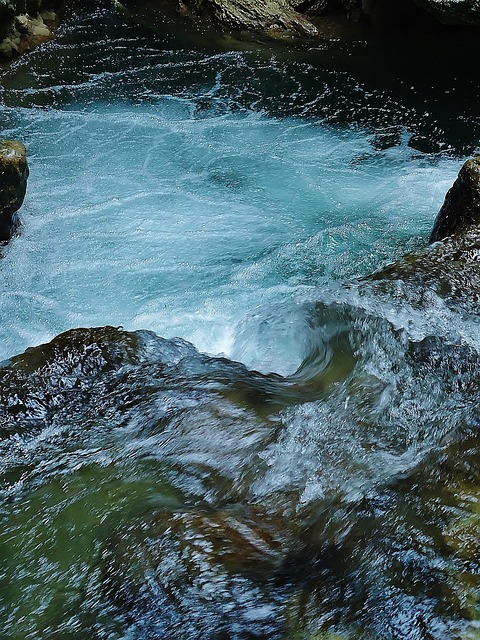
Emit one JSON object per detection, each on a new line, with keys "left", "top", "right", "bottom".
{"left": 430, "top": 157, "right": 480, "bottom": 243}
{"left": 0, "top": 140, "right": 29, "bottom": 243}
{"left": 178, "top": 0, "right": 318, "bottom": 35}
{"left": 290, "top": 0, "right": 331, "bottom": 16}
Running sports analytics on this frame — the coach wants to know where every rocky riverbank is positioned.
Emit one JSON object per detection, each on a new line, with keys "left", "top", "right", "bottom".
{"left": 119, "top": 0, "right": 480, "bottom": 38}
{"left": 0, "top": 0, "right": 479, "bottom": 60}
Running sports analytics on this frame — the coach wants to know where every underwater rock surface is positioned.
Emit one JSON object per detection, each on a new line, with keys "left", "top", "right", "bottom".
{"left": 1, "top": 290, "right": 480, "bottom": 638}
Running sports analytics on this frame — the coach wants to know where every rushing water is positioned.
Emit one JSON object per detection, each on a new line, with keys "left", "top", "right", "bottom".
{"left": 0, "top": 2, "right": 480, "bottom": 639}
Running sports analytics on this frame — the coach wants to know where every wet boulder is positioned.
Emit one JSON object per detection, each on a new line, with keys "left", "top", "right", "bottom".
{"left": 121, "top": 0, "right": 319, "bottom": 36}
{"left": 0, "top": 6, "right": 60, "bottom": 60}
{"left": 0, "top": 140, "right": 29, "bottom": 243}
{"left": 177, "top": 0, "right": 319, "bottom": 35}
{"left": 360, "top": 156, "right": 480, "bottom": 309}
{"left": 429, "top": 156, "right": 480, "bottom": 243}
{"left": 0, "top": 325, "right": 141, "bottom": 434}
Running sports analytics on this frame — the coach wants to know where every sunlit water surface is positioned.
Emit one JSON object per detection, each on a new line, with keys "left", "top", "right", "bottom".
{"left": 0, "top": 2, "right": 480, "bottom": 639}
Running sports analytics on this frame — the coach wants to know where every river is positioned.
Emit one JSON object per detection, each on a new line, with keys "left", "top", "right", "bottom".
{"left": 0, "top": 1, "right": 479, "bottom": 638}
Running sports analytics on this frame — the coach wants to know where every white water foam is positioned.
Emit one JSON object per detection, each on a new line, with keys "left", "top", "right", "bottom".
{"left": 0, "top": 101, "right": 462, "bottom": 373}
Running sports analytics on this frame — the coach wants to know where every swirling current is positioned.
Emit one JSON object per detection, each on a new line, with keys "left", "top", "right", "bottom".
{"left": 0, "top": 1, "right": 480, "bottom": 638}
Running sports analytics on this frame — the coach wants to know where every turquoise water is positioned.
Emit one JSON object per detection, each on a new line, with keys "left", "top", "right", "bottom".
{"left": 0, "top": 102, "right": 460, "bottom": 374}
{"left": 0, "top": 2, "right": 470, "bottom": 374}
{"left": 1, "top": 2, "right": 480, "bottom": 639}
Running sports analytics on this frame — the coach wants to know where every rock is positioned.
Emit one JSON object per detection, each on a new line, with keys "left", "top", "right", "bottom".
{"left": 14, "top": 14, "right": 29, "bottom": 34}
{"left": 430, "top": 157, "right": 480, "bottom": 243}
{"left": 0, "top": 325, "right": 141, "bottom": 435}
{"left": 0, "top": 35, "right": 18, "bottom": 58}
{"left": 40, "top": 9, "right": 57, "bottom": 23}
{"left": 120, "top": 0, "right": 480, "bottom": 39}
{"left": 443, "top": 495, "right": 480, "bottom": 561}
{"left": 105, "top": 505, "right": 290, "bottom": 638}
{"left": 343, "top": 0, "right": 480, "bottom": 25}
{"left": 0, "top": 140, "right": 29, "bottom": 243}
{"left": 178, "top": 0, "right": 319, "bottom": 36}
{"left": 411, "top": 0, "right": 480, "bottom": 25}
{"left": 0, "top": 6, "right": 59, "bottom": 61}
{"left": 27, "top": 13, "right": 51, "bottom": 38}
{"left": 362, "top": 155, "right": 480, "bottom": 307}
{"left": 290, "top": 0, "right": 331, "bottom": 16}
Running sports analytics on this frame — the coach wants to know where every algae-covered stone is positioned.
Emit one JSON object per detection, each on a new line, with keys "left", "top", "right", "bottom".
{"left": 0, "top": 139, "right": 28, "bottom": 242}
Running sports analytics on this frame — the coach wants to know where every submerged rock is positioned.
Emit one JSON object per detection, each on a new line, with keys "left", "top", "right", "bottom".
{"left": 0, "top": 325, "right": 140, "bottom": 433}
{"left": 430, "top": 157, "right": 480, "bottom": 243}
{"left": 105, "top": 505, "right": 291, "bottom": 638}
{"left": 0, "top": 324, "right": 296, "bottom": 437}
{"left": 1, "top": 308, "right": 480, "bottom": 637}
{"left": 0, "top": 140, "right": 29, "bottom": 243}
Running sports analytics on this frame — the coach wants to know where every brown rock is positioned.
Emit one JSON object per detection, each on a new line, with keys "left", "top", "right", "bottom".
{"left": 0, "top": 140, "right": 29, "bottom": 243}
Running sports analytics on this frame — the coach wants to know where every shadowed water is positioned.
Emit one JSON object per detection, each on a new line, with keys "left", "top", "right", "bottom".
{"left": 0, "top": 1, "right": 479, "bottom": 639}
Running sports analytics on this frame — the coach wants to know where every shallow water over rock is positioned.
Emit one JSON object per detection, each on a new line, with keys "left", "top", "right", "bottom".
{"left": 0, "top": 1, "right": 480, "bottom": 638}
